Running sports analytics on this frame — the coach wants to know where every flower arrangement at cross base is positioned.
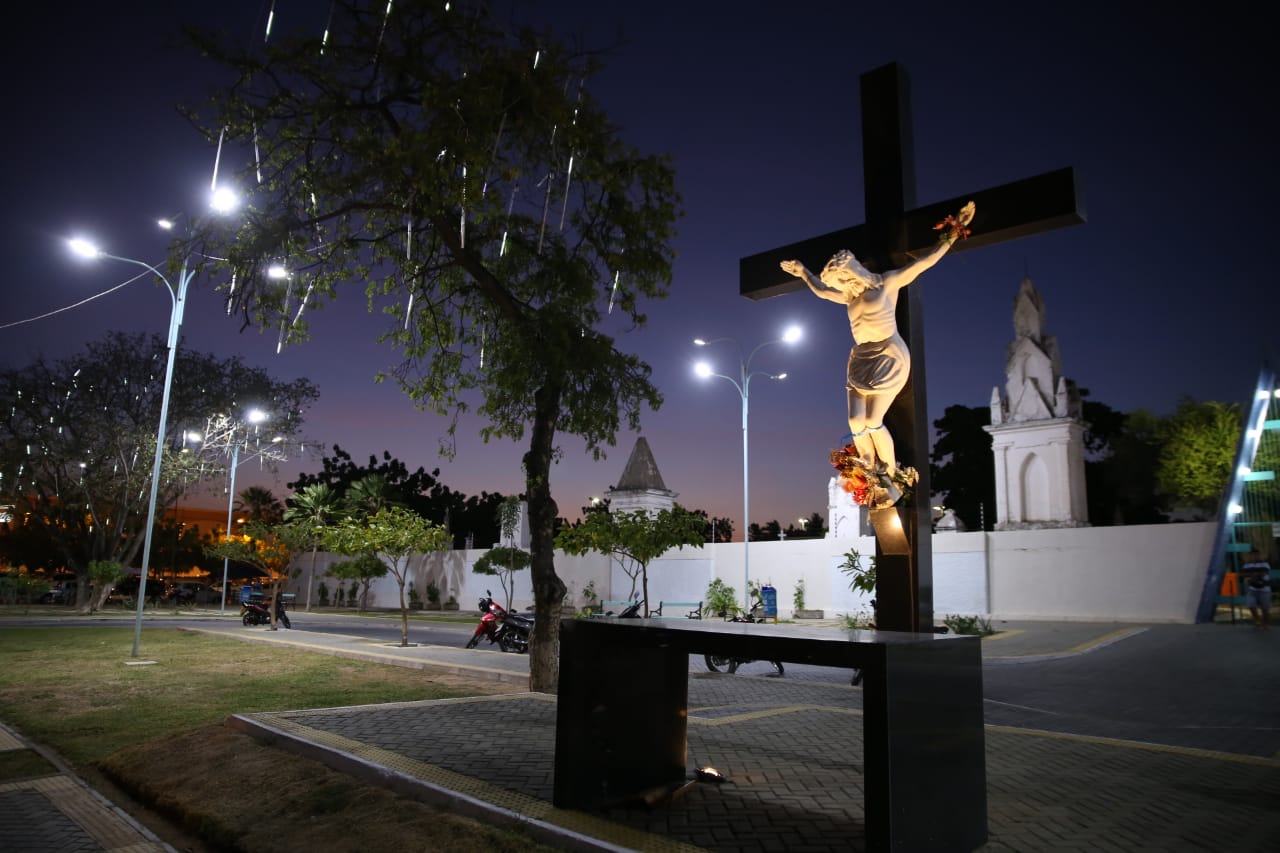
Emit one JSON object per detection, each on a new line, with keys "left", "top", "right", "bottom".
{"left": 829, "top": 444, "right": 920, "bottom": 508}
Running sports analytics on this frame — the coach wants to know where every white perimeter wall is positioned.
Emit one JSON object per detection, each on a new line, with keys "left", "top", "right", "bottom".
{"left": 289, "top": 522, "right": 1215, "bottom": 624}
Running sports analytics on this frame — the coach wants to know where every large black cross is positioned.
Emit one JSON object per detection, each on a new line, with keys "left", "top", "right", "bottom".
{"left": 739, "top": 63, "right": 1085, "bottom": 632}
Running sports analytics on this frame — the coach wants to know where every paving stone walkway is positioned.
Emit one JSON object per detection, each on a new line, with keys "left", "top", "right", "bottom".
{"left": 238, "top": 664, "right": 1280, "bottom": 852}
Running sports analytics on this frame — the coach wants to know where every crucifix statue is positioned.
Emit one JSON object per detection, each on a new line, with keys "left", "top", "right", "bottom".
{"left": 740, "top": 63, "right": 1085, "bottom": 632}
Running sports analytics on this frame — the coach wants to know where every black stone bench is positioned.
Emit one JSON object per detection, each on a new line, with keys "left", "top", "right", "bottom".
{"left": 554, "top": 617, "right": 987, "bottom": 852}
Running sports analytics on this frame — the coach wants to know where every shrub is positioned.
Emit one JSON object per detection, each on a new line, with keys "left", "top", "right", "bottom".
{"left": 704, "top": 578, "right": 738, "bottom": 617}
{"left": 943, "top": 614, "right": 995, "bottom": 636}
{"left": 839, "top": 548, "right": 876, "bottom": 595}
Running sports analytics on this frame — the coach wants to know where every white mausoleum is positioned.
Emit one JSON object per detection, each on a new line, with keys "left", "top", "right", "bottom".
{"left": 984, "top": 276, "right": 1089, "bottom": 529}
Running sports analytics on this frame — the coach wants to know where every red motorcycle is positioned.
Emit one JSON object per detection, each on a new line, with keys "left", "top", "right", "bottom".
{"left": 464, "top": 591, "right": 531, "bottom": 653}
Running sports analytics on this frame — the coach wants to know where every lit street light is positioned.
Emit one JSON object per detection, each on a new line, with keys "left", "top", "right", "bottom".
{"left": 694, "top": 325, "right": 801, "bottom": 611}
{"left": 69, "top": 189, "right": 237, "bottom": 657}
{"left": 210, "top": 408, "right": 270, "bottom": 615}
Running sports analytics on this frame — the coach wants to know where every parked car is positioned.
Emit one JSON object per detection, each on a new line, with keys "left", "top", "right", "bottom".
{"left": 37, "top": 576, "right": 78, "bottom": 605}
{"left": 107, "top": 575, "right": 170, "bottom": 605}
{"left": 166, "top": 581, "right": 217, "bottom": 605}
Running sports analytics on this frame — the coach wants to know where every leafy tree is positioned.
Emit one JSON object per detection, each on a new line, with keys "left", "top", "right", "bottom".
{"left": 784, "top": 512, "right": 825, "bottom": 539}
{"left": 1156, "top": 399, "right": 1243, "bottom": 516}
{"left": 0, "top": 332, "right": 317, "bottom": 611}
{"left": 472, "top": 496, "right": 529, "bottom": 610}
{"left": 473, "top": 546, "right": 531, "bottom": 612}
{"left": 929, "top": 404, "right": 995, "bottom": 532}
{"left": 1085, "top": 407, "right": 1167, "bottom": 525}
{"left": 85, "top": 559, "right": 125, "bottom": 614}
{"left": 234, "top": 486, "right": 285, "bottom": 524}
{"left": 555, "top": 506, "right": 704, "bottom": 614}
{"left": 748, "top": 520, "right": 783, "bottom": 542}
{"left": 284, "top": 482, "right": 342, "bottom": 611}
{"left": 685, "top": 507, "right": 734, "bottom": 543}
{"left": 326, "top": 554, "right": 388, "bottom": 612}
{"left": 345, "top": 474, "right": 399, "bottom": 516}
{"left": 204, "top": 520, "right": 312, "bottom": 629}
{"left": 185, "top": 1, "right": 679, "bottom": 689}
{"left": 1080, "top": 395, "right": 1128, "bottom": 458}
{"left": 323, "top": 506, "right": 451, "bottom": 646}
{"left": 290, "top": 446, "right": 505, "bottom": 548}
{"left": 151, "top": 517, "right": 220, "bottom": 578}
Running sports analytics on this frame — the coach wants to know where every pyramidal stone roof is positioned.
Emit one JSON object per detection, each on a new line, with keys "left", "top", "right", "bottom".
{"left": 614, "top": 436, "right": 669, "bottom": 492}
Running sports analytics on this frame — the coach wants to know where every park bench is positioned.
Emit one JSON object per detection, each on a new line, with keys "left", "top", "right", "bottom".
{"left": 591, "top": 600, "right": 636, "bottom": 618}
{"left": 554, "top": 618, "right": 987, "bottom": 851}
{"left": 647, "top": 600, "right": 702, "bottom": 619}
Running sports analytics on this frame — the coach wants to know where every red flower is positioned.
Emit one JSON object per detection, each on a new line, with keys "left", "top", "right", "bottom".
{"left": 933, "top": 214, "right": 971, "bottom": 243}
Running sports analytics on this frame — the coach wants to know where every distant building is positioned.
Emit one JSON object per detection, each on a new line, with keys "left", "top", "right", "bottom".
{"left": 606, "top": 437, "right": 676, "bottom": 516}
{"left": 984, "top": 276, "right": 1089, "bottom": 529}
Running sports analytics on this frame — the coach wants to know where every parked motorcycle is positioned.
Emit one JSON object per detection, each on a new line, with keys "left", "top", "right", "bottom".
{"left": 242, "top": 596, "right": 291, "bottom": 629}
{"left": 464, "top": 591, "right": 532, "bottom": 653}
{"left": 704, "top": 598, "right": 783, "bottom": 677}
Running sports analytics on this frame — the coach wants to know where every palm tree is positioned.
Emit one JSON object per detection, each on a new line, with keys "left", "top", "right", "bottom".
{"left": 345, "top": 474, "right": 400, "bottom": 517}
{"left": 285, "top": 483, "right": 341, "bottom": 611}
{"left": 234, "top": 486, "right": 285, "bottom": 524}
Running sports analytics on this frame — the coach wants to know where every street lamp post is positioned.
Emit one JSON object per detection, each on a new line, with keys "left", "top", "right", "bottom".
{"left": 68, "top": 189, "right": 237, "bottom": 657}
{"left": 196, "top": 409, "right": 285, "bottom": 614}
{"left": 694, "top": 326, "right": 801, "bottom": 612}
{"left": 70, "top": 240, "right": 193, "bottom": 657}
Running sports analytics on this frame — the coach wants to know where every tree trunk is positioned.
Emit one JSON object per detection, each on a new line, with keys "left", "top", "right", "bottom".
{"left": 525, "top": 383, "right": 567, "bottom": 693}
{"left": 306, "top": 546, "right": 318, "bottom": 612}
{"left": 86, "top": 581, "right": 113, "bottom": 614}
{"left": 397, "top": 573, "right": 409, "bottom": 647}
{"left": 74, "top": 567, "right": 92, "bottom": 613}
{"left": 641, "top": 566, "right": 650, "bottom": 617}
{"left": 269, "top": 577, "right": 281, "bottom": 630}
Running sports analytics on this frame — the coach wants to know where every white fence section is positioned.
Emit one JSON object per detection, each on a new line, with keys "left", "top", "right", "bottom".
{"left": 285, "top": 522, "right": 1215, "bottom": 624}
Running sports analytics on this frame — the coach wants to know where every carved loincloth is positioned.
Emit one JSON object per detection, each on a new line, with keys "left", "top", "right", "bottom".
{"left": 846, "top": 335, "right": 909, "bottom": 397}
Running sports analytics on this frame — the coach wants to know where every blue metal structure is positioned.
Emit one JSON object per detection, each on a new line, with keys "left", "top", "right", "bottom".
{"left": 1196, "top": 364, "right": 1278, "bottom": 622}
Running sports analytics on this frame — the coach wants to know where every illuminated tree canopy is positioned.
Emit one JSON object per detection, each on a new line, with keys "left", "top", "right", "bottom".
{"left": 0, "top": 331, "right": 317, "bottom": 606}
{"left": 183, "top": 0, "right": 680, "bottom": 688}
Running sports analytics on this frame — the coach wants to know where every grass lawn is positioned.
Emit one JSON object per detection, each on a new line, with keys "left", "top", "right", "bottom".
{"left": 0, "top": 625, "right": 551, "bottom": 852}
{"left": 0, "top": 626, "right": 474, "bottom": 765}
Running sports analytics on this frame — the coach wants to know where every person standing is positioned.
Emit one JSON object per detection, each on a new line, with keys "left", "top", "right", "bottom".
{"left": 1242, "top": 553, "right": 1272, "bottom": 629}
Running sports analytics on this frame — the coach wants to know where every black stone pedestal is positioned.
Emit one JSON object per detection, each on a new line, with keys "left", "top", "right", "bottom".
{"left": 554, "top": 618, "right": 987, "bottom": 852}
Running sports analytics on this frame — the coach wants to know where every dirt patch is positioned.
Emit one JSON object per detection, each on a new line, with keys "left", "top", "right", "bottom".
{"left": 100, "top": 723, "right": 558, "bottom": 853}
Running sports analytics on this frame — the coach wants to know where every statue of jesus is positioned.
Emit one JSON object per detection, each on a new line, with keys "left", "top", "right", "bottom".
{"left": 781, "top": 201, "right": 975, "bottom": 481}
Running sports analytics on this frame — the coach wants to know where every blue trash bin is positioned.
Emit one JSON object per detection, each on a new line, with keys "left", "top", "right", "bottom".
{"left": 761, "top": 585, "right": 778, "bottom": 619}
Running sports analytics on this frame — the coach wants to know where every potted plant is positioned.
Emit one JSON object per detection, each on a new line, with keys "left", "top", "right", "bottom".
{"left": 443, "top": 594, "right": 460, "bottom": 611}
{"left": 425, "top": 581, "right": 441, "bottom": 610}
{"left": 317, "top": 581, "right": 330, "bottom": 608}
{"left": 407, "top": 582, "right": 423, "bottom": 610}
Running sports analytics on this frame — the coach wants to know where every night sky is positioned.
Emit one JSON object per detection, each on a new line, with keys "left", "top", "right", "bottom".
{"left": 3, "top": 1, "right": 1274, "bottom": 532}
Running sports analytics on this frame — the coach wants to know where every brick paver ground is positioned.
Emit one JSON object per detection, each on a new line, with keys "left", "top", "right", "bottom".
{"left": 244, "top": 669, "right": 1280, "bottom": 852}
{"left": 0, "top": 722, "right": 172, "bottom": 853}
